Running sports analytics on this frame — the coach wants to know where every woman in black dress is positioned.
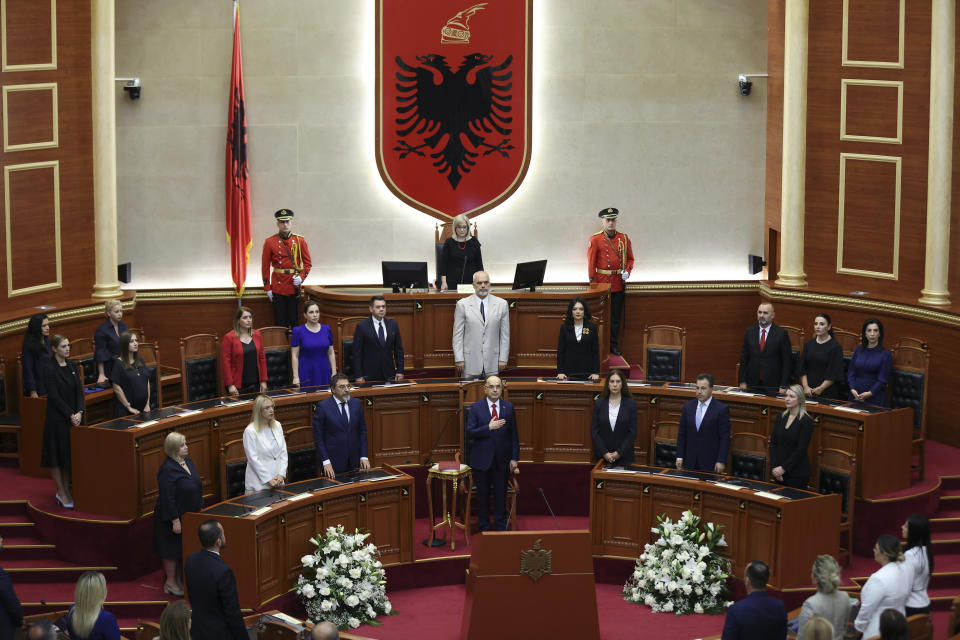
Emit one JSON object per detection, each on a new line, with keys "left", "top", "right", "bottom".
{"left": 556, "top": 297, "right": 600, "bottom": 381}
{"left": 42, "top": 334, "right": 84, "bottom": 508}
{"left": 109, "top": 331, "right": 151, "bottom": 418}
{"left": 94, "top": 299, "right": 128, "bottom": 385}
{"left": 769, "top": 383, "right": 814, "bottom": 489}
{"left": 153, "top": 431, "right": 202, "bottom": 597}
{"left": 439, "top": 214, "right": 483, "bottom": 291}
{"left": 797, "top": 312, "right": 844, "bottom": 399}
{"left": 21, "top": 313, "right": 51, "bottom": 397}
{"left": 590, "top": 370, "right": 637, "bottom": 466}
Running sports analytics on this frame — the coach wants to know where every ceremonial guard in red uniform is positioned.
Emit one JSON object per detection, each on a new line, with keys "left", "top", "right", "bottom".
{"left": 262, "top": 209, "right": 312, "bottom": 328}
{"left": 587, "top": 207, "right": 634, "bottom": 355}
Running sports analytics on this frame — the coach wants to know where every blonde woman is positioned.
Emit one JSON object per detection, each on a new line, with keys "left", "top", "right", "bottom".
{"left": 63, "top": 571, "right": 120, "bottom": 639}
{"left": 854, "top": 535, "right": 913, "bottom": 639}
{"left": 152, "top": 432, "right": 202, "bottom": 597}
{"left": 796, "top": 555, "right": 851, "bottom": 640}
{"left": 799, "top": 617, "right": 834, "bottom": 640}
{"left": 242, "top": 395, "right": 288, "bottom": 493}
{"left": 439, "top": 213, "right": 483, "bottom": 290}
{"left": 94, "top": 299, "right": 128, "bottom": 384}
{"left": 157, "top": 600, "right": 191, "bottom": 640}
{"left": 769, "top": 383, "right": 814, "bottom": 488}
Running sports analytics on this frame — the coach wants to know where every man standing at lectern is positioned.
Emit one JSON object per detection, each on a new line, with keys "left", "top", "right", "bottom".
{"left": 262, "top": 208, "right": 312, "bottom": 328}
{"left": 676, "top": 373, "right": 730, "bottom": 473}
{"left": 466, "top": 375, "right": 519, "bottom": 532}
{"left": 453, "top": 271, "right": 510, "bottom": 378}
{"left": 587, "top": 207, "right": 634, "bottom": 356}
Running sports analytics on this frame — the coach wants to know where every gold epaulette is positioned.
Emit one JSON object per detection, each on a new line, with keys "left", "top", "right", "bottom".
{"left": 591, "top": 231, "right": 605, "bottom": 237}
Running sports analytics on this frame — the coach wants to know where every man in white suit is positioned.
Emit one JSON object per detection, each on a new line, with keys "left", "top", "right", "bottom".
{"left": 453, "top": 271, "right": 510, "bottom": 378}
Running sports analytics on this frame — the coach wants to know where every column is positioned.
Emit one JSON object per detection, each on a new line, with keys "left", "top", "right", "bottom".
{"left": 90, "top": 0, "right": 122, "bottom": 299}
{"left": 775, "top": 0, "right": 810, "bottom": 288}
{"left": 918, "top": 0, "right": 955, "bottom": 306}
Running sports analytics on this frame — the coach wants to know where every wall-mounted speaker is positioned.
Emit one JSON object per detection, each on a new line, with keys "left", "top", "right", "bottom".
{"left": 118, "top": 262, "right": 132, "bottom": 283}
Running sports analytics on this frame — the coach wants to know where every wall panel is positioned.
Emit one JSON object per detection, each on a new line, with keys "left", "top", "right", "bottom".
{"left": 3, "top": 160, "right": 60, "bottom": 295}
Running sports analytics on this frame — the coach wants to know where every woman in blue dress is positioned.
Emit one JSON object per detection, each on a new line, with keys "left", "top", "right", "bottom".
{"left": 291, "top": 300, "right": 337, "bottom": 387}
{"left": 847, "top": 318, "right": 893, "bottom": 407}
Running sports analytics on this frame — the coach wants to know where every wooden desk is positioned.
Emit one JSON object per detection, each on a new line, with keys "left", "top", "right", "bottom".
{"left": 304, "top": 283, "right": 612, "bottom": 372}
{"left": 72, "top": 380, "right": 911, "bottom": 519}
{"left": 181, "top": 467, "right": 415, "bottom": 609}
{"left": 589, "top": 462, "right": 841, "bottom": 590}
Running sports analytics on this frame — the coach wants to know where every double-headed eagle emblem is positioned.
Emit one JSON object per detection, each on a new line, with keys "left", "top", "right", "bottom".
{"left": 520, "top": 538, "right": 552, "bottom": 582}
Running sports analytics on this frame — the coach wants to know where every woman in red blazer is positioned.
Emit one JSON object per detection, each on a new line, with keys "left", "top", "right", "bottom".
{"left": 222, "top": 306, "right": 268, "bottom": 395}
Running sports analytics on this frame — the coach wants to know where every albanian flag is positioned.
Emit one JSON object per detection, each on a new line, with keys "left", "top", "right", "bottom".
{"left": 225, "top": 1, "right": 252, "bottom": 297}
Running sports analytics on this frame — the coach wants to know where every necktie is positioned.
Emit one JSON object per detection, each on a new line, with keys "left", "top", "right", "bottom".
{"left": 480, "top": 300, "right": 486, "bottom": 322}
{"left": 696, "top": 403, "right": 705, "bottom": 431}
{"left": 340, "top": 402, "right": 348, "bottom": 423}
{"left": 377, "top": 322, "right": 385, "bottom": 346}
{"left": 760, "top": 328, "right": 767, "bottom": 351}
{"left": 491, "top": 403, "right": 498, "bottom": 420}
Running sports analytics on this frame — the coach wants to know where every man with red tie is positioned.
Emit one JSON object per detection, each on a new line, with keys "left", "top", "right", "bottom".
{"left": 465, "top": 375, "right": 519, "bottom": 532}
{"left": 587, "top": 207, "right": 634, "bottom": 355}
{"left": 262, "top": 209, "right": 312, "bottom": 328}
{"left": 738, "top": 302, "right": 793, "bottom": 394}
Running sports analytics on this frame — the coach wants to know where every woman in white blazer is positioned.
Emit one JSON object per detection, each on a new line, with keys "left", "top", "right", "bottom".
{"left": 854, "top": 534, "right": 914, "bottom": 639}
{"left": 242, "top": 395, "right": 288, "bottom": 494}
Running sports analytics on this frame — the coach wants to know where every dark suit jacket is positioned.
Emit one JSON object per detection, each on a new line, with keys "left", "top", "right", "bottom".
{"left": 94, "top": 320, "right": 129, "bottom": 377}
{"left": 769, "top": 412, "right": 814, "bottom": 483}
{"left": 0, "top": 567, "right": 22, "bottom": 640}
{"left": 556, "top": 322, "right": 600, "bottom": 378}
{"left": 465, "top": 398, "right": 519, "bottom": 471}
{"left": 676, "top": 397, "right": 731, "bottom": 471}
{"left": 312, "top": 396, "right": 368, "bottom": 473}
{"left": 738, "top": 323, "right": 793, "bottom": 391}
{"left": 184, "top": 549, "right": 247, "bottom": 640}
{"left": 352, "top": 317, "right": 404, "bottom": 381}
{"left": 590, "top": 396, "right": 637, "bottom": 465}
{"left": 721, "top": 590, "right": 787, "bottom": 640}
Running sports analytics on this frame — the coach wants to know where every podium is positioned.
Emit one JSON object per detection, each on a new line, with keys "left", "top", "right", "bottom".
{"left": 460, "top": 530, "right": 600, "bottom": 640}
{"left": 18, "top": 396, "right": 46, "bottom": 478}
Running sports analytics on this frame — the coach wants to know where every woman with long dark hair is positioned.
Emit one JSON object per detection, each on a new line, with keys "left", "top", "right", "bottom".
{"left": 797, "top": 313, "right": 843, "bottom": 399}
{"left": 590, "top": 370, "right": 637, "bottom": 466}
{"left": 847, "top": 318, "right": 893, "bottom": 406}
{"left": 222, "top": 306, "right": 268, "bottom": 395}
{"left": 556, "top": 297, "right": 600, "bottom": 381}
{"left": 902, "top": 514, "right": 933, "bottom": 616}
{"left": 109, "top": 331, "right": 151, "bottom": 418}
{"left": 41, "top": 334, "right": 84, "bottom": 509}
{"left": 21, "top": 313, "right": 51, "bottom": 397}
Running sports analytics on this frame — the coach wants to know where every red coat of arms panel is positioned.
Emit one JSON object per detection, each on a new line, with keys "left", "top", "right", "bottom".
{"left": 376, "top": 1, "right": 532, "bottom": 221}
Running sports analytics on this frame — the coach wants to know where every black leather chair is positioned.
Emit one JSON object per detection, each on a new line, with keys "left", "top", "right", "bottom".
{"left": 284, "top": 425, "right": 317, "bottom": 482}
{"left": 650, "top": 420, "right": 679, "bottom": 468}
{"left": 138, "top": 342, "right": 162, "bottom": 409}
{"left": 832, "top": 328, "right": 860, "bottom": 400}
{"left": 69, "top": 337, "right": 98, "bottom": 387}
{"left": 729, "top": 432, "right": 768, "bottom": 481}
{"left": 890, "top": 338, "right": 930, "bottom": 480}
{"left": 219, "top": 438, "right": 247, "bottom": 499}
{"left": 781, "top": 325, "right": 804, "bottom": 387}
{"left": 179, "top": 334, "right": 220, "bottom": 402}
{"left": 341, "top": 338, "right": 354, "bottom": 380}
{"left": 816, "top": 447, "right": 856, "bottom": 565}
{"left": 259, "top": 326, "right": 292, "bottom": 390}
{"left": 642, "top": 326, "right": 685, "bottom": 382}
{"left": 0, "top": 355, "right": 5, "bottom": 415}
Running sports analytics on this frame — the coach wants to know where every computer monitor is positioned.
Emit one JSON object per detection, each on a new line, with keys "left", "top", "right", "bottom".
{"left": 511, "top": 259, "right": 547, "bottom": 292}
{"left": 381, "top": 261, "right": 429, "bottom": 293}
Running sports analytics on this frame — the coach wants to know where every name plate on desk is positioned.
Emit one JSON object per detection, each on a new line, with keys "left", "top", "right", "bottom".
{"left": 712, "top": 482, "right": 744, "bottom": 491}
{"left": 285, "top": 492, "right": 313, "bottom": 502}
{"left": 134, "top": 420, "right": 159, "bottom": 429}
{"left": 753, "top": 491, "right": 785, "bottom": 500}
{"left": 834, "top": 406, "right": 867, "bottom": 413}
{"left": 178, "top": 409, "right": 202, "bottom": 417}
{"left": 248, "top": 506, "right": 272, "bottom": 517}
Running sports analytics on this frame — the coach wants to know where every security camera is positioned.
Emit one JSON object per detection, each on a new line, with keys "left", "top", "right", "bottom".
{"left": 122, "top": 78, "right": 141, "bottom": 100}
{"left": 738, "top": 74, "right": 752, "bottom": 97}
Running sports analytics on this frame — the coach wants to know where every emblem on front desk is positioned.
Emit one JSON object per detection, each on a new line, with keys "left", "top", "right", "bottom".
{"left": 520, "top": 538, "right": 552, "bottom": 582}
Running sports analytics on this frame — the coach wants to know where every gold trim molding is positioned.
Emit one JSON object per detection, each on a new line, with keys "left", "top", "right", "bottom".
{"left": 840, "top": 79, "right": 903, "bottom": 144}
{"left": 135, "top": 289, "right": 270, "bottom": 302}
{"left": 4, "top": 160, "right": 62, "bottom": 297}
{"left": 0, "top": 300, "right": 135, "bottom": 338}
{"left": 837, "top": 153, "right": 901, "bottom": 280}
{"left": 841, "top": 0, "right": 905, "bottom": 69}
{"left": 0, "top": 0, "right": 57, "bottom": 72}
{"left": 2, "top": 82, "right": 59, "bottom": 151}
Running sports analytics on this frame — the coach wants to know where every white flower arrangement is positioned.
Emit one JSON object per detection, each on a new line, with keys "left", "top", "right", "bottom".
{"left": 296, "top": 525, "right": 393, "bottom": 629}
{"left": 623, "top": 510, "right": 733, "bottom": 615}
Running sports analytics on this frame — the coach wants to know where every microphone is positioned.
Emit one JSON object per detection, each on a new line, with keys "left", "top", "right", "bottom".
{"left": 539, "top": 487, "right": 560, "bottom": 529}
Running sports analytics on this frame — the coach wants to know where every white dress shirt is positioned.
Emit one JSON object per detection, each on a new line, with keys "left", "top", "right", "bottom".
{"left": 854, "top": 561, "right": 913, "bottom": 638}
{"left": 903, "top": 546, "right": 931, "bottom": 608}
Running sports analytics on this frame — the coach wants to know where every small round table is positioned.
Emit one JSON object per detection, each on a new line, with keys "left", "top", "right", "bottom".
{"left": 426, "top": 463, "right": 473, "bottom": 550}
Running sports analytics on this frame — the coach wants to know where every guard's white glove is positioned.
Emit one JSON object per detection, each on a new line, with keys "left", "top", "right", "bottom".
{"left": 292, "top": 275, "right": 303, "bottom": 286}
{"left": 266, "top": 291, "right": 274, "bottom": 301}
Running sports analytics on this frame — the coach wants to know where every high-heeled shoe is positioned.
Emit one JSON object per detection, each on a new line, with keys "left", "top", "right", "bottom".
{"left": 55, "top": 493, "right": 74, "bottom": 509}
{"left": 163, "top": 583, "right": 184, "bottom": 597}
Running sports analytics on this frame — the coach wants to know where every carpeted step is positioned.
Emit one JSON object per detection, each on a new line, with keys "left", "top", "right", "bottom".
{"left": 0, "top": 500, "right": 29, "bottom": 517}
{"left": 940, "top": 495, "right": 960, "bottom": 510}
{"left": 940, "top": 476, "right": 960, "bottom": 491}
{"left": 4, "top": 558, "right": 118, "bottom": 584}
{"left": 1, "top": 542, "right": 57, "bottom": 561}
{"left": 928, "top": 572, "right": 960, "bottom": 589}
{"left": 932, "top": 539, "right": 960, "bottom": 555}
{"left": 937, "top": 508, "right": 960, "bottom": 520}
{"left": 928, "top": 589, "right": 960, "bottom": 611}
{"left": 0, "top": 515, "right": 35, "bottom": 534}
{"left": 930, "top": 516, "right": 960, "bottom": 534}
{"left": 19, "top": 601, "right": 171, "bottom": 623}
{"left": 933, "top": 553, "right": 960, "bottom": 573}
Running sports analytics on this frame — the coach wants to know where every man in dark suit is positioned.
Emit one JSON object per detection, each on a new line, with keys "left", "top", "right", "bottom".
{"left": 184, "top": 520, "right": 247, "bottom": 640}
{"left": 0, "top": 535, "right": 23, "bottom": 640}
{"left": 738, "top": 302, "right": 793, "bottom": 394}
{"left": 352, "top": 295, "right": 404, "bottom": 383}
{"left": 466, "top": 375, "right": 519, "bottom": 532}
{"left": 313, "top": 373, "right": 369, "bottom": 478}
{"left": 676, "top": 373, "right": 731, "bottom": 472}
{"left": 721, "top": 561, "right": 787, "bottom": 640}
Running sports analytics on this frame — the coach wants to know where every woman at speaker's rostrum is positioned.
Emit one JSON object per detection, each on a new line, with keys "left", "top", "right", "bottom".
{"left": 769, "top": 384, "right": 814, "bottom": 489}
{"left": 152, "top": 432, "right": 202, "bottom": 597}
{"left": 108, "top": 331, "right": 151, "bottom": 418}
{"left": 439, "top": 213, "right": 483, "bottom": 291}
{"left": 41, "top": 334, "right": 84, "bottom": 509}
{"left": 21, "top": 313, "right": 51, "bottom": 397}
{"left": 797, "top": 313, "right": 844, "bottom": 399}
{"left": 556, "top": 297, "right": 600, "bottom": 381}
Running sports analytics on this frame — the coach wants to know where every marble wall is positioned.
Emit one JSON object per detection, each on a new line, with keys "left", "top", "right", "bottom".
{"left": 115, "top": 0, "right": 768, "bottom": 289}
